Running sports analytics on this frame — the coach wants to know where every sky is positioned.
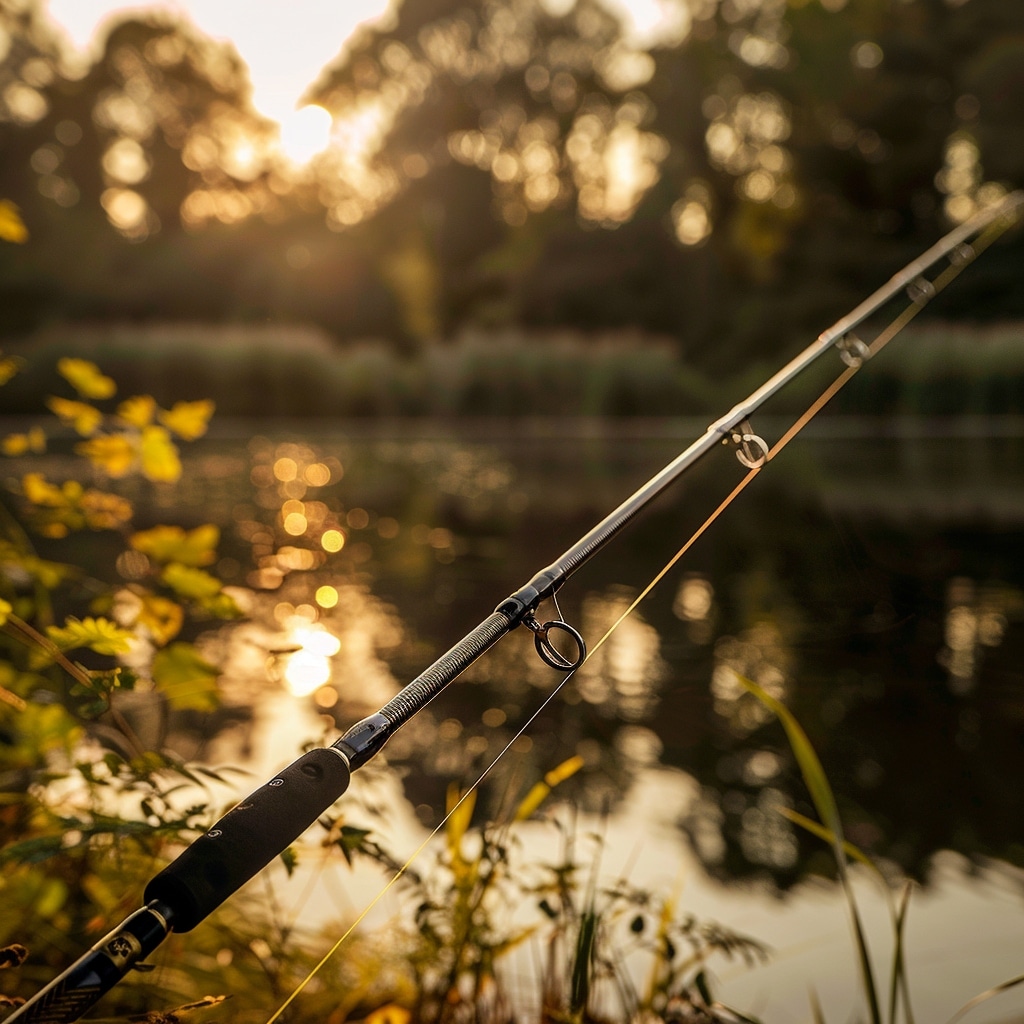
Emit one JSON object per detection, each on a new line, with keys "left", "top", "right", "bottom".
{"left": 42, "top": 0, "right": 397, "bottom": 160}
{"left": 41, "top": 0, "right": 677, "bottom": 162}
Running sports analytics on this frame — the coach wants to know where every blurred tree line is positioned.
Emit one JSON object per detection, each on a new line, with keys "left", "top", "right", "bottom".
{"left": 0, "top": 0, "right": 1022, "bottom": 373}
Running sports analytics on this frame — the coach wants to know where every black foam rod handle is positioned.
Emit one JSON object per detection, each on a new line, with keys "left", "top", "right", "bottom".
{"left": 145, "top": 747, "right": 351, "bottom": 931}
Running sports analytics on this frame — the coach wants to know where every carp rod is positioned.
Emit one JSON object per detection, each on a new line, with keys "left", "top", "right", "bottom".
{"left": 8, "top": 190, "right": 1022, "bottom": 1024}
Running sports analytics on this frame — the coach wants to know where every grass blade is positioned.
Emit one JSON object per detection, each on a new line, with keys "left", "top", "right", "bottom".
{"left": 777, "top": 807, "right": 877, "bottom": 874}
{"left": 944, "top": 971, "right": 1024, "bottom": 1024}
{"left": 735, "top": 673, "right": 881, "bottom": 1024}
{"left": 515, "top": 755, "right": 584, "bottom": 821}
{"left": 888, "top": 882, "right": 915, "bottom": 1024}
{"left": 809, "top": 987, "right": 827, "bottom": 1024}
{"left": 570, "top": 908, "right": 597, "bottom": 1016}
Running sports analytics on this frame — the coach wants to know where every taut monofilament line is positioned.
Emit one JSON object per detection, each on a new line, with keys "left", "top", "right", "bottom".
{"left": 8, "top": 191, "right": 1022, "bottom": 1024}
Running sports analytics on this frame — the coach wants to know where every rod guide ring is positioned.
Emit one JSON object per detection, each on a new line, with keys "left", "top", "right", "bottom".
{"left": 524, "top": 615, "right": 586, "bottom": 671}
{"left": 723, "top": 420, "right": 769, "bottom": 469}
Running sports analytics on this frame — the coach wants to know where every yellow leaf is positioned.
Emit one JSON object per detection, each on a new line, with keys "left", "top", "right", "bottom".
{"left": 134, "top": 593, "right": 184, "bottom": 646}
{"left": 46, "top": 396, "right": 103, "bottom": 436}
{"left": 131, "top": 524, "right": 219, "bottom": 567}
{"left": 2, "top": 427, "right": 46, "bottom": 456}
{"left": 76, "top": 433, "right": 138, "bottom": 477}
{"left": 79, "top": 489, "right": 133, "bottom": 530}
{"left": 445, "top": 783, "right": 476, "bottom": 873}
{"left": 0, "top": 200, "right": 28, "bottom": 244}
{"left": 152, "top": 642, "right": 219, "bottom": 710}
{"left": 22, "top": 473, "right": 132, "bottom": 534}
{"left": 57, "top": 358, "right": 116, "bottom": 400}
{"left": 117, "top": 394, "right": 156, "bottom": 428}
{"left": 364, "top": 1005, "right": 411, "bottom": 1024}
{"left": 22, "top": 473, "right": 64, "bottom": 506}
{"left": 140, "top": 425, "right": 182, "bottom": 483}
{"left": 544, "top": 754, "right": 585, "bottom": 787}
{"left": 158, "top": 399, "right": 214, "bottom": 441}
{"left": 0, "top": 354, "right": 24, "bottom": 385}
{"left": 161, "top": 562, "right": 222, "bottom": 600}
{"left": 515, "top": 755, "right": 585, "bottom": 821}
{"left": 0, "top": 598, "right": 11, "bottom": 627}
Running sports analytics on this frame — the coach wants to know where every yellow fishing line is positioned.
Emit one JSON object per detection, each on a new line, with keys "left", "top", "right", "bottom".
{"left": 265, "top": 202, "right": 1020, "bottom": 1022}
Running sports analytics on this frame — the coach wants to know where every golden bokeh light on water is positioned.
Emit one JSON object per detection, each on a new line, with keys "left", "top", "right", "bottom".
{"left": 278, "top": 619, "right": 342, "bottom": 697}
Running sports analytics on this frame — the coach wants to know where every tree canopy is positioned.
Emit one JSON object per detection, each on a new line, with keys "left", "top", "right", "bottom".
{"left": 0, "top": 0, "right": 1021, "bottom": 364}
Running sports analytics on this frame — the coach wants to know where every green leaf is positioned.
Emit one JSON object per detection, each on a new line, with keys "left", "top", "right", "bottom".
{"left": 334, "top": 824, "right": 373, "bottom": 866}
{"left": 152, "top": 643, "right": 220, "bottom": 711}
{"left": 0, "top": 834, "right": 65, "bottom": 865}
{"left": 280, "top": 845, "right": 299, "bottom": 877}
{"left": 733, "top": 675, "right": 841, "bottom": 846}
{"left": 161, "top": 563, "right": 222, "bottom": 601}
{"left": 131, "top": 524, "right": 220, "bottom": 567}
{"left": 46, "top": 616, "right": 134, "bottom": 656}
{"left": 198, "top": 591, "right": 243, "bottom": 620}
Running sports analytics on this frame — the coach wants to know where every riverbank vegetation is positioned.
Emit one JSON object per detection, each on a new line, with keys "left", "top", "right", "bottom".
{"left": 2, "top": 320, "right": 1023, "bottom": 421}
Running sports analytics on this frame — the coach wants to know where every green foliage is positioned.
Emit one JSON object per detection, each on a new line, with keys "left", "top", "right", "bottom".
{"left": 0, "top": 356, "right": 241, "bottom": 996}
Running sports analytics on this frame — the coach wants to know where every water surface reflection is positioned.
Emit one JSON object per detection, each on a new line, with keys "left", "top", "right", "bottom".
{"left": 118, "top": 417, "right": 1024, "bottom": 908}
{"left": 12, "top": 416, "right": 1017, "bottom": 889}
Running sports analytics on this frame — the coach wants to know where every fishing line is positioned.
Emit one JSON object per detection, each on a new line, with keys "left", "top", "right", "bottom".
{"left": 264, "top": 199, "right": 1020, "bottom": 1020}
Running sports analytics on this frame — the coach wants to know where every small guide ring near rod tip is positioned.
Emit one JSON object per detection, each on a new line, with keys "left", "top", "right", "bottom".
{"left": 728, "top": 426, "right": 769, "bottom": 469}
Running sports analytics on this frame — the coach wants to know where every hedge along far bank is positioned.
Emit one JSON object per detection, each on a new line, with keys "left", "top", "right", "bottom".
{"left": 833, "top": 320, "right": 1024, "bottom": 417}
{"left": 1, "top": 325, "right": 718, "bottom": 419}
{"left": 3, "top": 320, "right": 1023, "bottom": 420}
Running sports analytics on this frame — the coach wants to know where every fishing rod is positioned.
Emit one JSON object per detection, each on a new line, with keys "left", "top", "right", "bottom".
{"left": 7, "top": 191, "right": 1022, "bottom": 1023}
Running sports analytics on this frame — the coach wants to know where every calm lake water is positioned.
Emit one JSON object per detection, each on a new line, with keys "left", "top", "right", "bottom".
{"left": 148, "top": 415, "right": 1024, "bottom": 876}
{"left": 9, "top": 413, "right": 1024, "bottom": 1019}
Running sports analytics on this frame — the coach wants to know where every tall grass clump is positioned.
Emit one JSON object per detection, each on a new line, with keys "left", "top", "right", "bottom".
{"left": 311, "top": 762, "right": 769, "bottom": 1024}
{"left": 735, "top": 673, "right": 1024, "bottom": 1024}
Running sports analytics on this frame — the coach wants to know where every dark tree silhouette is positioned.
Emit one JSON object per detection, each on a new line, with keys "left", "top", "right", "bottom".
{"left": 1, "top": 0, "right": 1022, "bottom": 352}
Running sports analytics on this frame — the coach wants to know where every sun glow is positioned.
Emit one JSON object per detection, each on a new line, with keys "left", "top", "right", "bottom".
{"left": 279, "top": 104, "right": 333, "bottom": 165}
{"left": 43, "top": 0, "right": 395, "bottom": 169}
